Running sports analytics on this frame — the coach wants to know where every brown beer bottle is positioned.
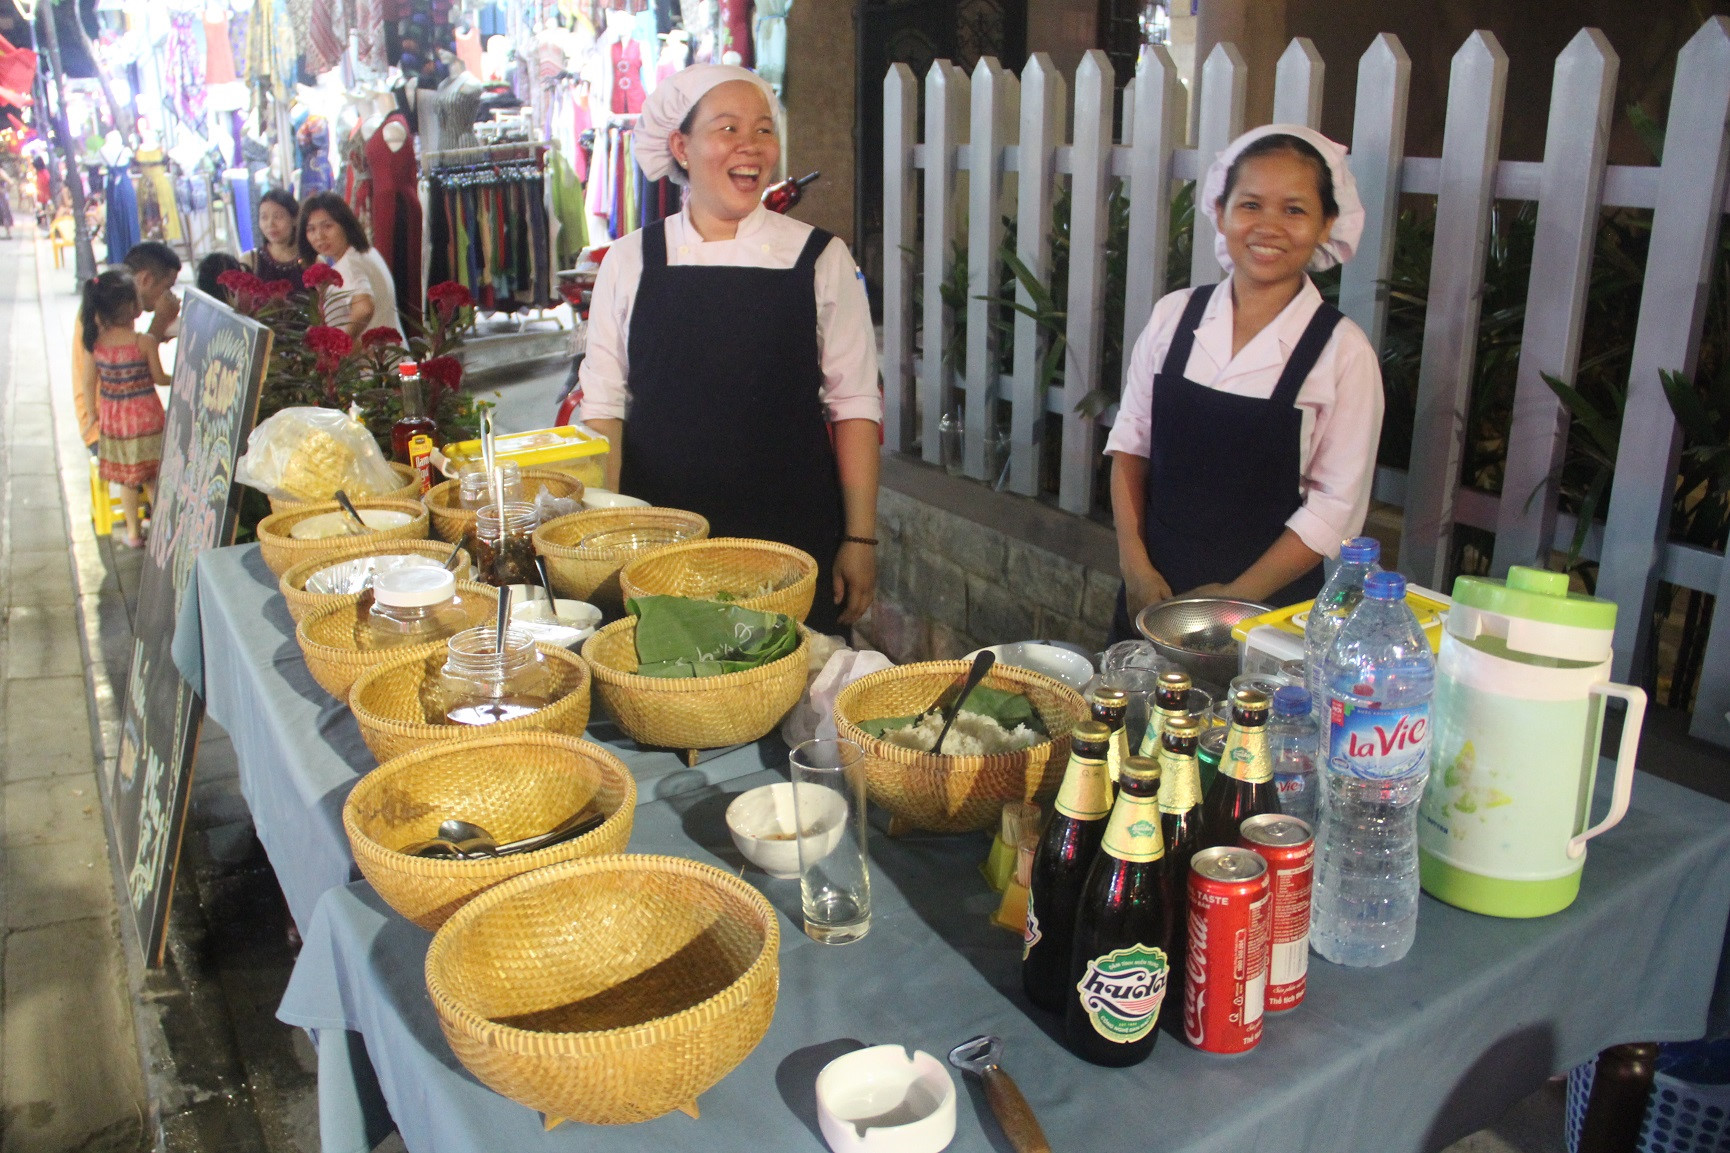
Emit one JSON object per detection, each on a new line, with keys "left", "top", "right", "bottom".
{"left": 1024, "top": 721, "right": 1113, "bottom": 1012}
{"left": 1066, "top": 755, "right": 1170, "bottom": 1066}
{"left": 1200, "top": 688, "right": 1280, "bottom": 849}
{"left": 1137, "top": 669, "right": 1194, "bottom": 757}
{"left": 1089, "top": 686, "right": 1130, "bottom": 782}
{"left": 1156, "top": 714, "right": 1204, "bottom": 1009}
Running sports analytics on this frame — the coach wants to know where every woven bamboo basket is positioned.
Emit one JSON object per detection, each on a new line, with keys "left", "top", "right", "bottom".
{"left": 344, "top": 733, "right": 637, "bottom": 929}
{"left": 425, "top": 853, "right": 779, "bottom": 1125}
{"left": 618, "top": 538, "right": 818, "bottom": 623}
{"left": 424, "top": 469, "right": 586, "bottom": 544}
{"left": 278, "top": 541, "right": 471, "bottom": 625}
{"left": 266, "top": 462, "right": 422, "bottom": 514}
{"left": 294, "top": 581, "right": 497, "bottom": 700}
{"left": 581, "top": 618, "right": 807, "bottom": 757}
{"left": 534, "top": 508, "right": 710, "bottom": 613}
{"left": 349, "top": 642, "right": 592, "bottom": 764}
{"left": 256, "top": 499, "right": 431, "bottom": 577}
{"left": 833, "top": 661, "right": 1088, "bottom": 834}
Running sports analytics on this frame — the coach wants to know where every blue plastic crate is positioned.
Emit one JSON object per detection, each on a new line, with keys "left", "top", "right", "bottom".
{"left": 1566, "top": 1042, "right": 1730, "bottom": 1153}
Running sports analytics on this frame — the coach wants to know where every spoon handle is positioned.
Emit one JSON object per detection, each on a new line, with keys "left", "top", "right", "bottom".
{"left": 933, "top": 649, "right": 995, "bottom": 754}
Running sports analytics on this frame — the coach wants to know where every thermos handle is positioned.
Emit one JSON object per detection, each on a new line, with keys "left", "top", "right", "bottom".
{"left": 1567, "top": 682, "right": 1647, "bottom": 859}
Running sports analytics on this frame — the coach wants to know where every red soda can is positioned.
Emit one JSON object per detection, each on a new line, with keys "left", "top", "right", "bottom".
{"left": 1183, "top": 846, "right": 1270, "bottom": 1054}
{"left": 1239, "top": 814, "right": 1315, "bottom": 1012}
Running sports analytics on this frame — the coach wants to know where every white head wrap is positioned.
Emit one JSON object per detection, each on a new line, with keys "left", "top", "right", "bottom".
{"left": 1199, "top": 124, "right": 1365, "bottom": 272}
{"left": 634, "top": 64, "right": 779, "bottom": 187}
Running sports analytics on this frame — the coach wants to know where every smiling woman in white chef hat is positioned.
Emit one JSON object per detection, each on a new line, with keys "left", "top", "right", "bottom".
{"left": 1104, "top": 124, "right": 1385, "bottom": 640}
{"left": 578, "top": 65, "right": 881, "bottom": 635}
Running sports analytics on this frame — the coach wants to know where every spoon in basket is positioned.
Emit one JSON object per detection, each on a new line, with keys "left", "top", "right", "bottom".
{"left": 932, "top": 649, "right": 995, "bottom": 754}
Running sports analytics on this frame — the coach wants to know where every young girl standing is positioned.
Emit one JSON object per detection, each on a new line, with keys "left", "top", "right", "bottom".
{"left": 78, "top": 270, "right": 169, "bottom": 548}
{"left": 1106, "top": 125, "right": 1384, "bottom": 640}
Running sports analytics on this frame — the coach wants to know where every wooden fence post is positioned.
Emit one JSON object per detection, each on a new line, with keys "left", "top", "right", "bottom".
{"left": 1273, "top": 37, "right": 1325, "bottom": 127}
{"left": 1337, "top": 34, "right": 1410, "bottom": 354}
{"left": 1008, "top": 54, "right": 1065, "bottom": 497}
{"left": 1190, "top": 42, "right": 1246, "bottom": 289}
{"left": 1121, "top": 46, "right": 1181, "bottom": 391}
{"left": 1059, "top": 50, "right": 1115, "bottom": 515}
{"left": 920, "top": 61, "right": 969, "bottom": 468}
{"left": 1490, "top": 29, "right": 1618, "bottom": 576}
{"left": 881, "top": 63, "right": 918, "bottom": 454}
{"left": 1399, "top": 31, "right": 1508, "bottom": 589}
{"left": 964, "top": 57, "right": 1016, "bottom": 481}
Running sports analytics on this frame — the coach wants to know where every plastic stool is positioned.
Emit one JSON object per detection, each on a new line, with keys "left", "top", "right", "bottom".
{"left": 1568, "top": 1041, "right": 1730, "bottom": 1153}
{"left": 88, "top": 458, "right": 142, "bottom": 537}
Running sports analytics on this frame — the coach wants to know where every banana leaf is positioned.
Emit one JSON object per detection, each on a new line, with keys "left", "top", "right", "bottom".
{"left": 858, "top": 684, "right": 1047, "bottom": 739}
{"left": 628, "top": 596, "right": 800, "bottom": 679}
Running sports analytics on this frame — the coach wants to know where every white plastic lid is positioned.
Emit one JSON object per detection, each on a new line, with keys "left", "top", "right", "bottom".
{"left": 373, "top": 566, "right": 457, "bottom": 608}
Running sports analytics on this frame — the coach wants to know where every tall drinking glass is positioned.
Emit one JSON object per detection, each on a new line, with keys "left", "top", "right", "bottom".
{"left": 790, "top": 738, "right": 872, "bottom": 945}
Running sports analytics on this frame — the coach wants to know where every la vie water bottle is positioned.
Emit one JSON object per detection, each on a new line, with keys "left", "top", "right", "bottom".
{"left": 1310, "top": 571, "right": 1435, "bottom": 968}
{"left": 1305, "top": 537, "right": 1382, "bottom": 730}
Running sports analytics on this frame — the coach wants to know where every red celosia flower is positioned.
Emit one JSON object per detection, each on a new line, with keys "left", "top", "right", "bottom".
{"left": 420, "top": 355, "right": 463, "bottom": 393}
{"left": 303, "top": 264, "right": 343, "bottom": 291}
{"left": 361, "top": 327, "right": 403, "bottom": 349}
{"left": 217, "top": 269, "right": 266, "bottom": 299}
{"left": 264, "top": 278, "right": 296, "bottom": 300}
{"left": 305, "top": 325, "right": 355, "bottom": 363}
{"left": 427, "top": 281, "right": 472, "bottom": 321}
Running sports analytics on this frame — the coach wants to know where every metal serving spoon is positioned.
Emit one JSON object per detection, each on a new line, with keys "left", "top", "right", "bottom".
{"left": 947, "top": 1035, "right": 1050, "bottom": 1153}
{"left": 332, "top": 490, "right": 370, "bottom": 535}
{"left": 932, "top": 649, "right": 996, "bottom": 754}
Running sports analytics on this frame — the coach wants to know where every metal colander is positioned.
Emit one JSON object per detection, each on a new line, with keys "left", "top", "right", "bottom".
{"left": 1135, "top": 597, "right": 1272, "bottom": 691}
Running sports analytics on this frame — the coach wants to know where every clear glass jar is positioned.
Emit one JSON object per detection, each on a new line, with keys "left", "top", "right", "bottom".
{"left": 473, "top": 501, "right": 540, "bottom": 587}
{"left": 458, "top": 461, "right": 524, "bottom": 510}
{"left": 366, "top": 567, "right": 468, "bottom": 648}
{"left": 427, "top": 625, "right": 552, "bottom": 727}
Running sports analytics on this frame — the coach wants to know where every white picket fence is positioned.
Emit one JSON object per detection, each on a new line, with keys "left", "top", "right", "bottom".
{"left": 879, "top": 19, "right": 1730, "bottom": 749}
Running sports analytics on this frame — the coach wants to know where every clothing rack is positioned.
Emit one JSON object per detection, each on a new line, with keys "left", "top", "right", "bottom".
{"left": 423, "top": 142, "right": 546, "bottom": 169}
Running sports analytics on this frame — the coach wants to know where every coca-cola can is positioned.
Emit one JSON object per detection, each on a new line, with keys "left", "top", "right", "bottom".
{"left": 1239, "top": 814, "right": 1315, "bottom": 1012}
{"left": 1183, "top": 846, "right": 1270, "bottom": 1055}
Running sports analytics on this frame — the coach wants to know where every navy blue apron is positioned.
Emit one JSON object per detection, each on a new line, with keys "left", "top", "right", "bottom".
{"left": 1110, "top": 283, "right": 1342, "bottom": 643}
{"left": 620, "top": 221, "right": 846, "bottom": 634}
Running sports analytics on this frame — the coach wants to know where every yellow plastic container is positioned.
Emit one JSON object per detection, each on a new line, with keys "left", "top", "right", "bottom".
{"left": 434, "top": 425, "right": 610, "bottom": 490}
{"left": 1230, "top": 581, "right": 1452, "bottom": 654}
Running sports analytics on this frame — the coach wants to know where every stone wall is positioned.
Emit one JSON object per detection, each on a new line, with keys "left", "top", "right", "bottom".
{"left": 854, "top": 455, "right": 1123, "bottom": 662}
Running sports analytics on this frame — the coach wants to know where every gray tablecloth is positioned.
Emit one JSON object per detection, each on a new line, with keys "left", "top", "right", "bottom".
{"left": 279, "top": 760, "right": 1730, "bottom": 1153}
{"left": 179, "top": 544, "right": 787, "bottom": 928}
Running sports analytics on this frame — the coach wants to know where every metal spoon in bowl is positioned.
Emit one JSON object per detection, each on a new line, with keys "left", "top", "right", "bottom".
{"left": 932, "top": 649, "right": 996, "bottom": 754}
{"left": 332, "top": 490, "right": 370, "bottom": 535}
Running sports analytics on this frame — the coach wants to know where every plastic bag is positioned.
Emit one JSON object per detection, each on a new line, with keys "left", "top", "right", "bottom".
{"left": 780, "top": 647, "right": 894, "bottom": 747}
{"left": 236, "top": 407, "right": 402, "bottom": 502}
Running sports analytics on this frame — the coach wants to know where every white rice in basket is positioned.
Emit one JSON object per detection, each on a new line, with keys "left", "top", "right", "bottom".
{"left": 880, "top": 710, "right": 1042, "bottom": 756}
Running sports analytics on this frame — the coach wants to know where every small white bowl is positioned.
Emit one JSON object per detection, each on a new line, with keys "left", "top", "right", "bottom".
{"left": 966, "top": 641, "right": 1095, "bottom": 690}
{"left": 580, "top": 488, "right": 650, "bottom": 511}
{"left": 815, "top": 1045, "right": 956, "bottom": 1153}
{"left": 508, "top": 595, "right": 602, "bottom": 648}
{"left": 725, "top": 782, "right": 847, "bottom": 880}
{"left": 287, "top": 508, "right": 415, "bottom": 540}
{"left": 305, "top": 553, "right": 442, "bottom": 595}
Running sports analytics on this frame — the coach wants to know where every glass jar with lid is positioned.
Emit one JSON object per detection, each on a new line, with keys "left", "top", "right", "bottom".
{"left": 458, "top": 461, "right": 524, "bottom": 510}
{"left": 473, "top": 501, "right": 540, "bottom": 586}
{"left": 366, "top": 566, "right": 469, "bottom": 648}
{"left": 427, "top": 625, "right": 553, "bottom": 727}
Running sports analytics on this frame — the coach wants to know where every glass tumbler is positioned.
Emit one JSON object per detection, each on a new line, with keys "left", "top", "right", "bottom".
{"left": 1101, "top": 667, "right": 1163, "bottom": 759}
{"left": 789, "top": 738, "right": 872, "bottom": 945}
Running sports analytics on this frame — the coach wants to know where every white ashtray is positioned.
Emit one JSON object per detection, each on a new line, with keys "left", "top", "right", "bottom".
{"left": 965, "top": 641, "right": 1095, "bottom": 690}
{"left": 725, "top": 782, "right": 847, "bottom": 880}
{"left": 305, "top": 553, "right": 442, "bottom": 595}
{"left": 580, "top": 488, "right": 650, "bottom": 511}
{"left": 507, "top": 594, "right": 602, "bottom": 648}
{"left": 288, "top": 509, "right": 414, "bottom": 540}
{"left": 815, "top": 1045, "right": 956, "bottom": 1153}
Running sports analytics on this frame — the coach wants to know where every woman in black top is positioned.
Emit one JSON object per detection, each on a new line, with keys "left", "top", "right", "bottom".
{"left": 244, "top": 188, "right": 305, "bottom": 286}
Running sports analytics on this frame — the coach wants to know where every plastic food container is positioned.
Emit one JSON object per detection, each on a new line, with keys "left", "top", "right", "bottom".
{"left": 368, "top": 567, "right": 469, "bottom": 648}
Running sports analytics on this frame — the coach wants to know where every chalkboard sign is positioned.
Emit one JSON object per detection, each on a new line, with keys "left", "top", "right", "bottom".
{"left": 107, "top": 289, "right": 271, "bottom": 965}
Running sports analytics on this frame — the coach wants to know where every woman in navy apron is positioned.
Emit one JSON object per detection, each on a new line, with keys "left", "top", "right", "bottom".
{"left": 577, "top": 66, "right": 882, "bottom": 635}
{"left": 1106, "top": 125, "right": 1384, "bottom": 644}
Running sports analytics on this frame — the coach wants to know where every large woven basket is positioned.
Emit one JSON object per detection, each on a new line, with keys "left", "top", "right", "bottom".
{"left": 425, "top": 853, "right": 779, "bottom": 1125}
{"left": 424, "top": 469, "right": 586, "bottom": 545}
{"left": 581, "top": 617, "right": 807, "bottom": 753}
{"left": 256, "top": 499, "right": 431, "bottom": 577}
{"left": 344, "top": 733, "right": 637, "bottom": 930}
{"left": 278, "top": 540, "right": 471, "bottom": 625}
{"left": 266, "top": 462, "right": 422, "bottom": 514}
{"left": 834, "top": 661, "right": 1088, "bottom": 834}
{"left": 348, "top": 642, "right": 592, "bottom": 764}
{"left": 619, "top": 538, "right": 818, "bottom": 623}
{"left": 294, "top": 581, "right": 497, "bottom": 700}
{"left": 534, "top": 508, "right": 710, "bottom": 612}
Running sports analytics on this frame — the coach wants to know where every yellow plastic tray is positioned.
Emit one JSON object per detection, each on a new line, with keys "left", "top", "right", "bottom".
{"left": 1231, "top": 583, "right": 1452, "bottom": 654}
{"left": 434, "top": 425, "right": 610, "bottom": 489}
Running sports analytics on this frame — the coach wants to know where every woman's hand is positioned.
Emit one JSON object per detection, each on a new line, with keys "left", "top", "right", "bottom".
{"left": 1122, "top": 557, "right": 1172, "bottom": 621}
{"left": 832, "top": 540, "right": 876, "bottom": 627}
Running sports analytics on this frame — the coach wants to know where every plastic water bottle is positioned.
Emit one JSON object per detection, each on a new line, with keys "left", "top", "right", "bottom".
{"left": 1269, "top": 685, "right": 1319, "bottom": 828}
{"left": 1305, "top": 537, "right": 1382, "bottom": 730}
{"left": 1310, "top": 571, "right": 1434, "bottom": 968}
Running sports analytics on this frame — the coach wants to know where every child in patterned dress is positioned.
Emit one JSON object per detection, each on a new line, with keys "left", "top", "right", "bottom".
{"left": 77, "top": 270, "right": 170, "bottom": 548}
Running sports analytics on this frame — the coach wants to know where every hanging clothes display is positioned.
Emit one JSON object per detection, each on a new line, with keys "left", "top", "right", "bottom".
{"left": 165, "top": 13, "right": 206, "bottom": 127}
{"left": 609, "top": 38, "right": 643, "bottom": 113}
{"left": 297, "top": 117, "right": 334, "bottom": 195}
{"left": 341, "top": 122, "right": 371, "bottom": 215}
{"left": 453, "top": 23, "right": 484, "bottom": 77}
{"left": 105, "top": 166, "right": 141, "bottom": 259}
{"left": 135, "top": 148, "right": 183, "bottom": 243}
{"left": 366, "top": 112, "right": 423, "bottom": 323}
{"left": 306, "top": 0, "right": 345, "bottom": 77}
{"left": 426, "top": 149, "right": 554, "bottom": 312}
{"left": 717, "top": 0, "right": 751, "bottom": 65}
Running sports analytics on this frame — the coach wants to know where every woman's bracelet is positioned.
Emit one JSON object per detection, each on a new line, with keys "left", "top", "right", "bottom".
{"left": 842, "top": 535, "right": 879, "bottom": 547}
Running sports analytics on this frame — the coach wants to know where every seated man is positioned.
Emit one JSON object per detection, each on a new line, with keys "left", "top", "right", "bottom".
{"left": 123, "top": 241, "right": 182, "bottom": 341}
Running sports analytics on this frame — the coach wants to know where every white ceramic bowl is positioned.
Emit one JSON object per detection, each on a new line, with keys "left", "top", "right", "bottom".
{"left": 287, "top": 508, "right": 415, "bottom": 540}
{"left": 815, "top": 1045, "right": 957, "bottom": 1153}
{"left": 580, "top": 488, "right": 650, "bottom": 511}
{"left": 305, "top": 553, "right": 444, "bottom": 595}
{"left": 508, "top": 596, "right": 602, "bottom": 648}
{"left": 725, "top": 782, "right": 848, "bottom": 880}
{"left": 965, "top": 641, "right": 1095, "bottom": 691}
